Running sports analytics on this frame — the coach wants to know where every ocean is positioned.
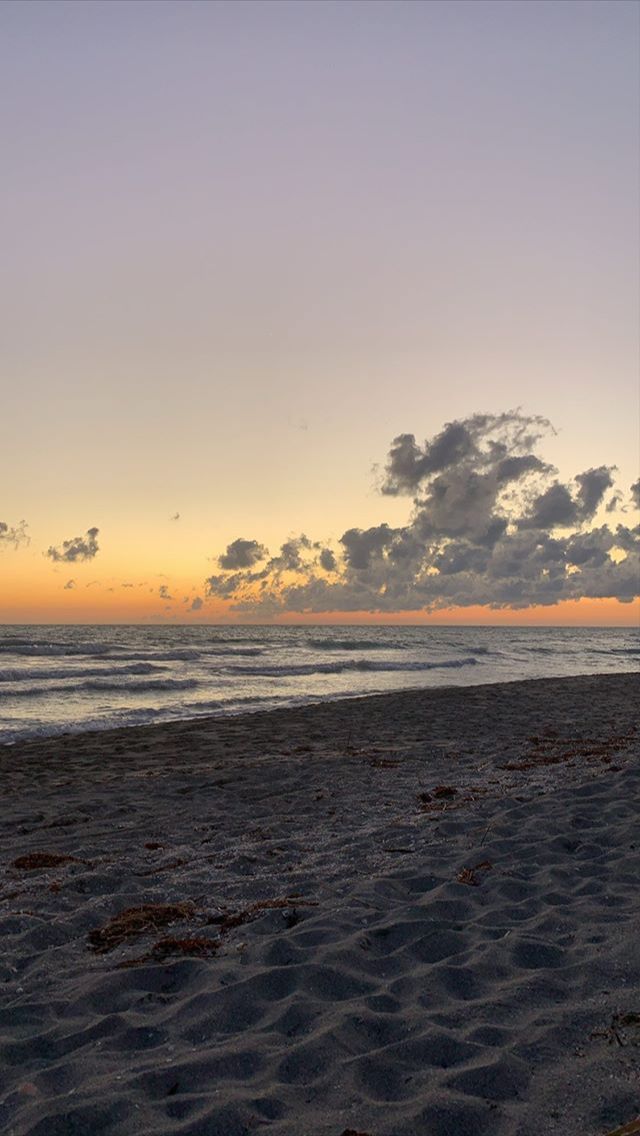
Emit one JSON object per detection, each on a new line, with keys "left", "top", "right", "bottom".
{"left": 0, "top": 624, "right": 637, "bottom": 744}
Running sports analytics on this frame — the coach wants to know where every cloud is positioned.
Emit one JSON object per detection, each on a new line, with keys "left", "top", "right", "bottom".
{"left": 0, "top": 520, "right": 29, "bottom": 549}
{"left": 381, "top": 412, "right": 552, "bottom": 496}
{"left": 204, "top": 412, "right": 639, "bottom": 614}
{"left": 319, "top": 547, "right": 337, "bottom": 572}
{"left": 171, "top": 513, "right": 180, "bottom": 521}
{"left": 64, "top": 579, "right": 76, "bottom": 590}
{"left": 218, "top": 538, "right": 268, "bottom": 570}
{"left": 631, "top": 480, "right": 640, "bottom": 510}
{"left": 521, "top": 466, "right": 615, "bottom": 531}
{"left": 190, "top": 596, "right": 203, "bottom": 611}
{"left": 158, "top": 584, "right": 174, "bottom": 602}
{"left": 47, "top": 527, "right": 99, "bottom": 563}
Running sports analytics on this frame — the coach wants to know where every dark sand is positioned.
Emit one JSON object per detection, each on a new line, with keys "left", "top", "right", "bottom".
{"left": 1, "top": 673, "right": 639, "bottom": 1136}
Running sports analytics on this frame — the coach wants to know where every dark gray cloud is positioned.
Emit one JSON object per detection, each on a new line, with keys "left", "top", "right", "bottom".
{"left": 521, "top": 482, "right": 578, "bottom": 529}
{"left": 341, "top": 525, "right": 397, "bottom": 570}
{"left": 319, "top": 548, "right": 337, "bottom": 572}
{"left": 158, "top": 584, "right": 174, "bottom": 602}
{"left": 382, "top": 412, "right": 551, "bottom": 496}
{"left": 268, "top": 536, "right": 312, "bottom": 572}
{"left": 190, "top": 596, "right": 203, "bottom": 611}
{"left": 575, "top": 466, "right": 615, "bottom": 519}
{"left": 46, "top": 527, "right": 99, "bottom": 563}
{"left": 521, "top": 466, "right": 615, "bottom": 530}
{"left": 218, "top": 538, "right": 268, "bottom": 570}
{"left": 205, "top": 413, "right": 638, "bottom": 614}
{"left": 0, "top": 519, "right": 29, "bottom": 549}
{"left": 631, "top": 480, "right": 640, "bottom": 510}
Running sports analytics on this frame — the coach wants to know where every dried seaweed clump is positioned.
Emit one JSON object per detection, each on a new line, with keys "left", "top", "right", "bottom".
{"left": 119, "top": 936, "right": 221, "bottom": 968}
{"left": 456, "top": 860, "right": 493, "bottom": 887}
{"left": 88, "top": 902, "right": 195, "bottom": 953}
{"left": 13, "top": 852, "right": 81, "bottom": 871}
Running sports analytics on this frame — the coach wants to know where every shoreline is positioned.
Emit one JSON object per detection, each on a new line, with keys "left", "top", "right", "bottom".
{"left": 1, "top": 672, "right": 639, "bottom": 1136}
{"left": 3, "top": 668, "right": 638, "bottom": 759}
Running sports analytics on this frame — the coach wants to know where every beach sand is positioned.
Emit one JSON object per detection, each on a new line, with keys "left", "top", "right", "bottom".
{"left": 1, "top": 672, "right": 639, "bottom": 1136}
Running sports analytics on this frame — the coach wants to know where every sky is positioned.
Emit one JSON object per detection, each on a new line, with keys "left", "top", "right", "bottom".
{"left": 1, "top": 0, "right": 638, "bottom": 625}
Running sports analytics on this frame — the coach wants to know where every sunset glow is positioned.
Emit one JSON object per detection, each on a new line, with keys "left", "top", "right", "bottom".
{"left": 1, "top": 0, "right": 638, "bottom": 626}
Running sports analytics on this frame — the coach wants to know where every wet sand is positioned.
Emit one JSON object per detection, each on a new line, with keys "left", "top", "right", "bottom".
{"left": 1, "top": 673, "right": 639, "bottom": 1136}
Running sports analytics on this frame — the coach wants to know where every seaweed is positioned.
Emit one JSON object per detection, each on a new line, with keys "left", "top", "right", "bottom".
{"left": 591, "top": 1012, "right": 640, "bottom": 1047}
{"left": 119, "top": 936, "right": 221, "bottom": 968}
{"left": 501, "top": 730, "right": 635, "bottom": 772}
{"left": 602, "top": 1118, "right": 640, "bottom": 1136}
{"left": 456, "top": 860, "right": 493, "bottom": 886}
{"left": 88, "top": 902, "right": 196, "bottom": 953}
{"left": 91, "top": 891, "right": 317, "bottom": 963}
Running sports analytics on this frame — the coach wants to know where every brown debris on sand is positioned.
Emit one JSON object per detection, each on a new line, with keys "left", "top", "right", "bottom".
{"left": 118, "top": 897, "right": 318, "bottom": 967}
{"left": 417, "top": 784, "right": 479, "bottom": 815}
{"left": 501, "top": 729, "right": 636, "bottom": 772}
{"left": 119, "top": 936, "right": 221, "bottom": 968}
{"left": 590, "top": 1012, "right": 640, "bottom": 1047}
{"left": 418, "top": 785, "right": 459, "bottom": 806}
{"left": 456, "top": 860, "right": 493, "bottom": 886}
{"left": 602, "top": 1118, "right": 640, "bottom": 1136}
{"left": 88, "top": 903, "right": 196, "bottom": 953}
{"left": 12, "top": 852, "right": 83, "bottom": 871}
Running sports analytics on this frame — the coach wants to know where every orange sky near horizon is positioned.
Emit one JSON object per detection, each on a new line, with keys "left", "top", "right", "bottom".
{"left": 0, "top": 582, "right": 636, "bottom": 629}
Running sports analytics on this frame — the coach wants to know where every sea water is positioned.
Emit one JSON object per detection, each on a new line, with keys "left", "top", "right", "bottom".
{"left": 0, "top": 624, "right": 637, "bottom": 743}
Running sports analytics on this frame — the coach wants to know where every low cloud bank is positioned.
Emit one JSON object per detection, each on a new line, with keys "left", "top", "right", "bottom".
{"left": 206, "top": 412, "right": 639, "bottom": 614}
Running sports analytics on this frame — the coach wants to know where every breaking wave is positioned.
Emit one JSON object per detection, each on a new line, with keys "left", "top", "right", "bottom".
{"left": 228, "top": 656, "right": 480, "bottom": 677}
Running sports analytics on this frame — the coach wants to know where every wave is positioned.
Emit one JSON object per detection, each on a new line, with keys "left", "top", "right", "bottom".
{"left": 0, "top": 662, "right": 168, "bottom": 683}
{"left": 1, "top": 677, "right": 199, "bottom": 700}
{"left": 518, "top": 645, "right": 558, "bottom": 655}
{"left": 153, "top": 646, "right": 264, "bottom": 660}
{"left": 204, "top": 647, "right": 265, "bottom": 657}
{"left": 306, "top": 637, "right": 395, "bottom": 651}
{"left": 591, "top": 646, "right": 640, "bottom": 657}
{"left": 228, "top": 656, "right": 480, "bottom": 677}
{"left": 0, "top": 641, "right": 115, "bottom": 657}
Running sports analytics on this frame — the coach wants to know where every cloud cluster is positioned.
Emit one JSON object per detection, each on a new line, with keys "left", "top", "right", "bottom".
{"left": 205, "top": 411, "right": 639, "bottom": 614}
{"left": 218, "top": 538, "right": 268, "bottom": 570}
{"left": 0, "top": 519, "right": 29, "bottom": 549}
{"left": 47, "top": 527, "right": 100, "bottom": 563}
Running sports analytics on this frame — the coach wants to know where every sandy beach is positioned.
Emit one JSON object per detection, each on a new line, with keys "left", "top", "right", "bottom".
{"left": 1, "top": 672, "right": 639, "bottom": 1136}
